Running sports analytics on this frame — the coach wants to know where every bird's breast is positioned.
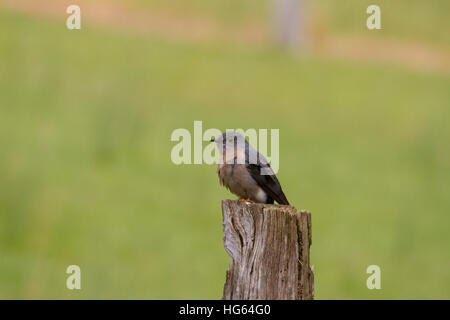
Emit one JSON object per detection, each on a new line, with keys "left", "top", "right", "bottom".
{"left": 217, "top": 163, "right": 266, "bottom": 202}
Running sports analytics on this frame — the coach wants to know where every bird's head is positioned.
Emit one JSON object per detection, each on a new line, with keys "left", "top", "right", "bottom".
{"left": 210, "top": 131, "right": 247, "bottom": 150}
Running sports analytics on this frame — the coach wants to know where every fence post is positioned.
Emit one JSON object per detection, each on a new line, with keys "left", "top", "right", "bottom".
{"left": 273, "top": 0, "right": 309, "bottom": 49}
{"left": 222, "top": 200, "right": 314, "bottom": 300}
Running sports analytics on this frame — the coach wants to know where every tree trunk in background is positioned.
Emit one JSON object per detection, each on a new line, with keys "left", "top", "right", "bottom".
{"left": 273, "top": 0, "right": 308, "bottom": 50}
{"left": 222, "top": 200, "right": 314, "bottom": 300}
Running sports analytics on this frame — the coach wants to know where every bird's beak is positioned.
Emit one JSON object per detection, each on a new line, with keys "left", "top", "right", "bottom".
{"left": 210, "top": 138, "right": 215, "bottom": 142}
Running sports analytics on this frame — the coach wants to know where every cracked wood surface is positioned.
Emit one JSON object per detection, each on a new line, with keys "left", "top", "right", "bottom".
{"left": 222, "top": 200, "right": 314, "bottom": 300}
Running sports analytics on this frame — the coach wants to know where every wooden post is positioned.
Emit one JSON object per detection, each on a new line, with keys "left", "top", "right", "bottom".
{"left": 222, "top": 200, "right": 314, "bottom": 300}
{"left": 273, "top": 0, "right": 309, "bottom": 50}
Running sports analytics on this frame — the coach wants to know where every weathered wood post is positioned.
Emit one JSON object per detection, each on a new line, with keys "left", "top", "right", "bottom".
{"left": 273, "top": 0, "right": 309, "bottom": 50}
{"left": 222, "top": 200, "right": 314, "bottom": 300}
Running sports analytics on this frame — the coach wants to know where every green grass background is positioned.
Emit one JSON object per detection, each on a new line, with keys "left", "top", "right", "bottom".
{"left": 0, "top": 2, "right": 449, "bottom": 299}
{"left": 133, "top": 0, "right": 450, "bottom": 47}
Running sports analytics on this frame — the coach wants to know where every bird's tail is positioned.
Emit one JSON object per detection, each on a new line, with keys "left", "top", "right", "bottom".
{"left": 277, "top": 191, "right": 290, "bottom": 205}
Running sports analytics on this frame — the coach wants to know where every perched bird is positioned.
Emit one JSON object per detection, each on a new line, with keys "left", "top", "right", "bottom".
{"left": 211, "top": 131, "right": 290, "bottom": 205}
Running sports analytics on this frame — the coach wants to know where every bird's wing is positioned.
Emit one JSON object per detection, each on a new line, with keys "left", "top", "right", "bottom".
{"left": 245, "top": 145, "right": 290, "bottom": 205}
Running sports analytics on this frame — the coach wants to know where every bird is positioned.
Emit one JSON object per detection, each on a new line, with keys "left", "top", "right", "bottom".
{"left": 211, "top": 131, "right": 290, "bottom": 205}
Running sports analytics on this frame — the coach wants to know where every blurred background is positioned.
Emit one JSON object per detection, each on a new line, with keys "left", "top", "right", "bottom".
{"left": 0, "top": 0, "right": 449, "bottom": 299}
